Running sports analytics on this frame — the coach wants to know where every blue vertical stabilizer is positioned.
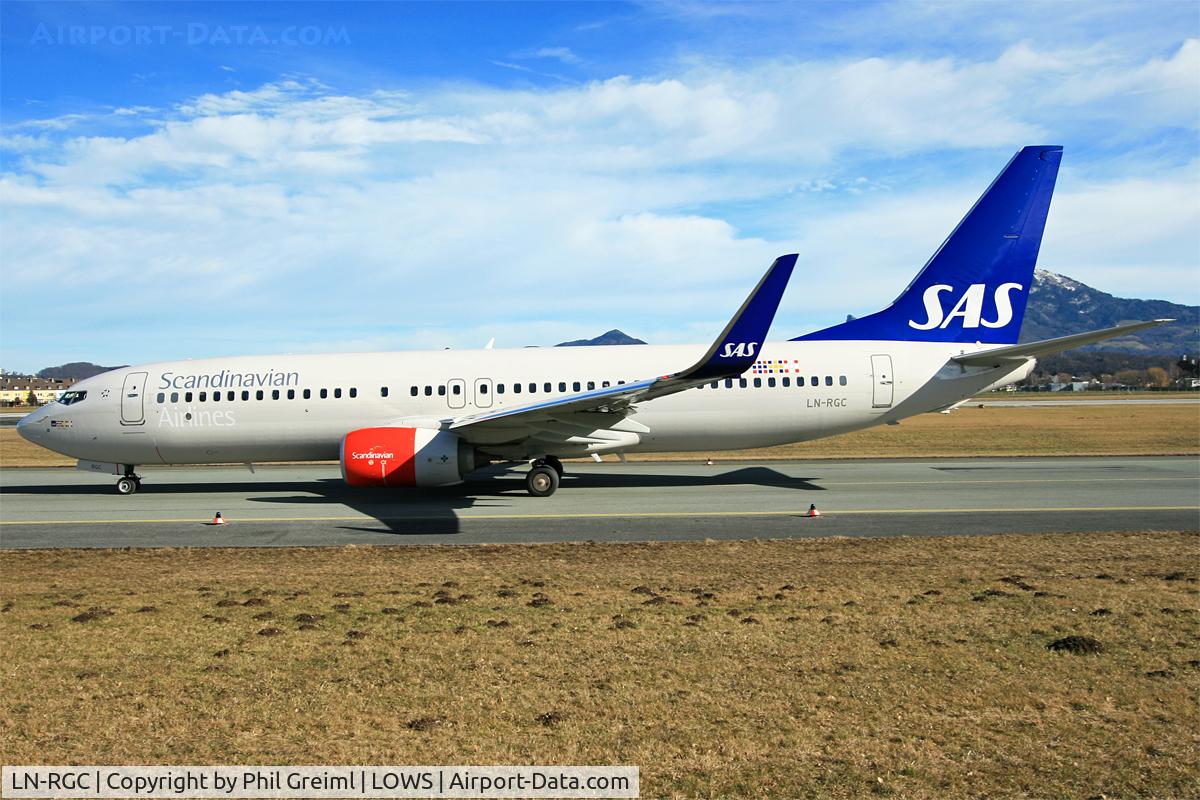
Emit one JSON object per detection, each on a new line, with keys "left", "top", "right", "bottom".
{"left": 793, "top": 145, "right": 1062, "bottom": 344}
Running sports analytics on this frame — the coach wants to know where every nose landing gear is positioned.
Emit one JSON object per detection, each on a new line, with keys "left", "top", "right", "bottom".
{"left": 115, "top": 466, "right": 142, "bottom": 495}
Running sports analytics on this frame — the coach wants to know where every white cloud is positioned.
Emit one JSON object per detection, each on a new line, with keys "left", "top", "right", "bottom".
{"left": 1, "top": 41, "right": 1197, "bottom": 369}
{"left": 530, "top": 47, "right": 582, "bottom": 65}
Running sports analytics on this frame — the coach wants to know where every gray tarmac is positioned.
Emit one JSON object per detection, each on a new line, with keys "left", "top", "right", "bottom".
{"left": 1, "top": 456, "right": 1197, "bottom": 549}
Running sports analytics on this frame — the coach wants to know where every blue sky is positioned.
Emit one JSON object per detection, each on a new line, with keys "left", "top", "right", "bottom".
{"left": 1, "top": 1, "right": 1197, "bottom": 372}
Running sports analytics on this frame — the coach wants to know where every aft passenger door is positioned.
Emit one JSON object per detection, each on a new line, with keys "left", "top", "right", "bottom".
{"left": 121, "top": 371, "right": 149, "bottom": 425}
{"left": 870, "top": 355, "right": 894, "bottom": 408}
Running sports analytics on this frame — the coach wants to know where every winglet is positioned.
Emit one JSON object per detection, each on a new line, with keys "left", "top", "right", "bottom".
{"left": 675, "top": 254, "right": 797, "bottom": 381}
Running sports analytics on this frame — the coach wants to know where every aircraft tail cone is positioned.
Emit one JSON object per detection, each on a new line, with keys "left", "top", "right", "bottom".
{"left": 210, "top": 512, "right": 226, "bottom": 526}
{"left": 806, "top": 504, "right": 821, "bottom": 518}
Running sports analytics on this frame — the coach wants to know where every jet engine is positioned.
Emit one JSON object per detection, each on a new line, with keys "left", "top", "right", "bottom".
{"left": 340, "top": 427, "right": 476, "bottom": 487}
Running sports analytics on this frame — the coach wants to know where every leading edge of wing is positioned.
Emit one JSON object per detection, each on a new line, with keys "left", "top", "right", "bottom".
{"left": 448, "top": 377, "right": 659, "bottom": 431}
{"left": 448, "top": 253, "right": 798, "bottom": 433}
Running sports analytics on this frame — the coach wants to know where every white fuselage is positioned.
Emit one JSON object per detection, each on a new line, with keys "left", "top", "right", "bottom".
{"left": 19, "top": 339, "right": 1032, "bottom": 467}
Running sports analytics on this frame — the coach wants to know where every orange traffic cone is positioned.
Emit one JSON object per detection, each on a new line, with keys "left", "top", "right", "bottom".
{"left": 210, "top": 512, "right": 226, "bottom": 526}
{"left": 806, "top": 504, "right": 821, "bottom": 518}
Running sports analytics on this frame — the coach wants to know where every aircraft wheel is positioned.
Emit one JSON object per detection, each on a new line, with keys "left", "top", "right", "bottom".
{"left": 526, "top": 465, "right": 559, "bottom": 497}
{"left": 116, "top": 476, "right": 138, "bottom": 495}
{"left": 544, "top": 455, "right": 564, "bottom": 478}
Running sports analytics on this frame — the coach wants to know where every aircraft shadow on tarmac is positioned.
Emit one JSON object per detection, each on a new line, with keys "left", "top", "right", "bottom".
{"left": 253, "top": 465, "right": 824, "bottom": 535}
{"left": 2, "top": 466, "right": 822, "bottom": 537}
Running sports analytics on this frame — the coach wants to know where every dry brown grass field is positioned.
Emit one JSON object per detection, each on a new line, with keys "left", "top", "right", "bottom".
{"left": 979, "top": 391, "right": 1200, "bottom": 401}
{"left": 2, "top": 534, "right": 1197, "bottom": 798}
{"left": 2, "top": 404, "right": 1198, "bottom": 469}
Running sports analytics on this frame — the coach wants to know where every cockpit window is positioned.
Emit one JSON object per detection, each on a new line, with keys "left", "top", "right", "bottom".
{"left": 58, "top": 390, "right": 87, "bottom": 406}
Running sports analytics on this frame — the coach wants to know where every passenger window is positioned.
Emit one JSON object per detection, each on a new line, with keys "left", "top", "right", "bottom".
{"left": 529, "top": 383, "right": 537, "bottom": 393}
{"left": 587, "top": 381, "right": 595, "bottom": 390}
{"left": 199, "top": 392, "right": 207, "bottom": 402}
{"left": 768, "top": 377, "right": 776, "bottom": 388}
{"left": 710, "top": 381, "right": 718, "bottom": 389}
{"left": 573, "top": 382, "right": 581, "bottom": 392}
{"left": 320, "top": 388, "right": 328, "bottom": 399}
{"left": 782, "top": 377, "right": 791, "bottom": 388}
{"left": 479, "top": 384, "right": 488, "bottom": 394}
{"left": 410, "top": 386, "right": 418, "bottom": 397}
{"left": 170, "top": 392, "right": 179, "bottom": 403}
{"left": 213, "top": 392, "right": 221, "bottom": 403}
{"left": 256, "top": 390, "right": 264, "bottom": 400}
{"left": 303, "top": 389, "right": 311, "bottom": 400}
{"left": 424, "top": 386, "right": 432, "bottom": 396}
{"left": 618, "top": 380, "right": 626, "bottom": 385}
{"left": 739, "top": 378, "right": 748, "bottom": 388}
{"left": 497, "top": 384, "right": 505, "bottom": 395}
{"left": 380, "top": 386, "right": 388, "bottom": 398}
{"left": 287, "top": 389, "right": 295, "bottom": 400}
{"left": 271, "top": 389, "right": 280, "bottom": 400}
{"left": 724, "top": 378, "right": 733, "bottom": 388}
{"left": 753, "top": 378, "right": 762, "bottom": 388}
{"left": 513, "top": 383, "right": 521, "bottom": 394}
{"left": 602, "top": 381, "right": 610, "bottom": 388}
{"left": 185, "top": 392, "right": 193, "bottom": 403}
{"left": 156, "top": 392, "right": 165, "bottom": 403}
{"left": 452, "top": 384, "right": 461, "bottom": 395}
{"left": 334, "top": 388, "right": 342, "bottom": 399}
{"left": 811, "top": 376, "right": 818, "bottom": 386}
{"left": 559, "top": 382, "right": 567, "bottom": 392}
{"left": 839, "top": 376, "right": 847, "bottom": 386}
{"left": 797, "top": 377, "right": 805, "bottom": 387}
{"left": 543, "top": 382, "right": 552, "bottom": 393}
{"left": 241, "top": 391, "right": 250, "bottom": 401}
{"left": 825, "top": 376, "right": 833, "bottom": 386}
{"left": 438, "top": 385, "right": 446, "bottom": 396}
{"left": 349, "top": 388, "right": 357, "bottom": 398}
{"left": 228, "top": 391, "right": 236, "bottom": 401}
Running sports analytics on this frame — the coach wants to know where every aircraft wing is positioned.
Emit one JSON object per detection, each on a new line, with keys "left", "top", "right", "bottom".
{"left": 952, "top": 319, "right": 1173, "bottom": 368}
{"left": 447, "top": 254, "right": 797, "bottom": 443}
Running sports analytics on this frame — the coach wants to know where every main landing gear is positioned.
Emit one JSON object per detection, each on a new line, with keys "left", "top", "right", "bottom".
{"left": 526, "top": 456, "right": 564, "bottom": 497}
{"left": 115, "top": 466, "right": 142, "bottom": 495}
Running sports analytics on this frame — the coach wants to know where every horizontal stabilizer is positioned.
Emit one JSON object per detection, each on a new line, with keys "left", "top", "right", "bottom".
{"left": 952, "top": 319, "right": 1174, "bottom": 367}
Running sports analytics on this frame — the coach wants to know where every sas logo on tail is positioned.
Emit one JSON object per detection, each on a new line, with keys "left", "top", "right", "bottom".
{"left": 908, "top": 283, "right": 1023, "bottom": 330}
{"left": 720, "top": 342, "right": 759, "bottom": 358}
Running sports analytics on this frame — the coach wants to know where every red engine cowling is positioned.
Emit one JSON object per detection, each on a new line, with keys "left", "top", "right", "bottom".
{"left": 340, "top": 427, "right": 474, "bottom": 487}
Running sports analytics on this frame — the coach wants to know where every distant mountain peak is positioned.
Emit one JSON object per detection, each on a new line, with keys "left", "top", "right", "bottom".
{"left": 36, "top": 362, "right": 125, "bottom": 380}
{"left": 1033, "top": 268, "right": 1083, "bottom": 292}
{"left": 1024, "top": 270, "right": 1196, "bottom": 354}
{"left": 555, "top": 329, "right": 647, "bottom": 347}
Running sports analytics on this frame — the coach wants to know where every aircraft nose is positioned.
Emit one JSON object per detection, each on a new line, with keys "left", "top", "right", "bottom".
{"left": 15, "top": 407, "right": 47, "bottom": 443}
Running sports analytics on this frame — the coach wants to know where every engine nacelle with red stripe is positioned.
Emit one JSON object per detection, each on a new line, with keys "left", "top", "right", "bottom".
{"left": 340, "top": 427, "right": 475, "bottom": 487}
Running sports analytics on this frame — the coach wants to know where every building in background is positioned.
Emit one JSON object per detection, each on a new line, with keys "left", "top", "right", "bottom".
{"left": 0, "top": 375, "right": 74, "bottom": 406}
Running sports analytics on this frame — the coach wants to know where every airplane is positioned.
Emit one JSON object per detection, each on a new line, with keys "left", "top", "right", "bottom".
{"left": 18, "top": 145, "right": 1170, "bottom": 497}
